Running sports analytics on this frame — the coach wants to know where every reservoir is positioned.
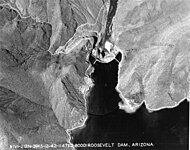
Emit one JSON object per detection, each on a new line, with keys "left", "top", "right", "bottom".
{"left": 70, "top": 0, "right": 188, "bottom": 149}
{"left": 71, "top": 51, "right": 188, "bottom": 150}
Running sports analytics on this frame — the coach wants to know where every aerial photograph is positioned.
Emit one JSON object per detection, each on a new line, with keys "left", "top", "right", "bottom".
{"left": 0, "top": 0, "right": 189, "bottom": 150}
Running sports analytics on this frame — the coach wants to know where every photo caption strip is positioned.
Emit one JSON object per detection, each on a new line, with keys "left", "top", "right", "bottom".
{"left": 10, "top": 142, "right": 155, "bottom": 149}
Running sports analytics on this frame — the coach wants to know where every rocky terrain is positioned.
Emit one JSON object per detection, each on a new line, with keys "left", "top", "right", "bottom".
{"left": 113, "top": 0, "right": 190, "bottom": 111}
{"left": 0, "top": 0, "right": 107, "bottom": 149}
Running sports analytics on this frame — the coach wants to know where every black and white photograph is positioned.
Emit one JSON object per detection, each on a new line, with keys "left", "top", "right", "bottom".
{"left": 0, "top": 0, "right": 189, "bottom": 150}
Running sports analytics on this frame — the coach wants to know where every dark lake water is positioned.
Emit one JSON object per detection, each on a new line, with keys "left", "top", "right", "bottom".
{"left": 86, "top": 52, "right": 122, "bottom": 115}
{"left": 70, "top": 0, "right": 189, "bottom": 149}
{"left": 72, "top": 99, "right": 188, "bottom": 150}
{"left": 71, "top": 52, "right": 189, "bottom": 150}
